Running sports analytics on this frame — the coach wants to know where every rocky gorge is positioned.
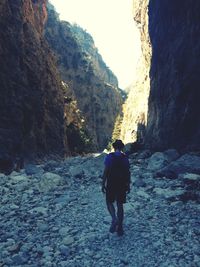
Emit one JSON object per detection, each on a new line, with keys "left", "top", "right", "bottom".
{"left": 1, "top": 1, "right": 200, "bottom": 266}
{"left": 0, "top": 150, "right": 200, "bottom": 266}
{"left": 1, "top": 0, "right": 200, "bottom": 162}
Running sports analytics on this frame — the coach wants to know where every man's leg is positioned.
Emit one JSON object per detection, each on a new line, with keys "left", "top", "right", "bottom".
{"left": 106, "top": 200, "right": 117, "bottom": 233}
{"left": 116, "top": 201, "right": 124, "bottom": 236}
{"left": 106, "top": 200, "right": 117, "bottom": 222}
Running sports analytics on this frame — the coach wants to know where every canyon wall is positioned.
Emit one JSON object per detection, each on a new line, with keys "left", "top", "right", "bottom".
{"left": 120, "top": 0, "right": 151, "bottom": 144}
{"left": 0, "top": 0, "right": 123, "bottom": 163}
{"left": 122, "top": 0, "right": 200, "bottom": 152}
{"left": 0, "top": 0, "right": 69, "bottom": 159}
{"left": 45, "top": 4, "right": 123, "bottom": 150}
{"left": 146, "top": 0, "right": 200, "bottom": 151}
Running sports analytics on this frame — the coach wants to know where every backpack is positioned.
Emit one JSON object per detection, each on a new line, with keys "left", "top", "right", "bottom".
{"left": 107, "top": 153, "right": 129, "bottom": 186}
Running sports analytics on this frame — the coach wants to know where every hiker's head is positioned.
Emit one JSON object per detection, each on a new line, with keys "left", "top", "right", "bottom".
{"left": 112, "top": 140, "right": 124, "bottom": 151}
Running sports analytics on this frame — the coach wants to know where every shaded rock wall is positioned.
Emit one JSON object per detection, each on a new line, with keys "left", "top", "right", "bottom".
{"left": 146, "top": 0, "right": 200, "bottom": 151}
{"left": 0, "top": 0, "right": 68, "bottom": 158}
{"left": 121, "top": 0, "right": 200, "bottom": 152}
{"left": 45, "top": 4, "right": 123, "bottom": 150}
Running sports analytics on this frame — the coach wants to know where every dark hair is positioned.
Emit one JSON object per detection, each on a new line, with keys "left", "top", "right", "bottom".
{"left": 112, "top": 139, "right": 124, "bottom": 150}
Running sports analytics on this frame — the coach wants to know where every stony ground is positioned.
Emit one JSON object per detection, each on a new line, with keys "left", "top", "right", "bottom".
{"left": 0, "top": 151, "right": 200, "bottom": 267}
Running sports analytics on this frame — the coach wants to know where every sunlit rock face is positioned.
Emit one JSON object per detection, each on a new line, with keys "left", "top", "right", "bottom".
{"left": 120, "top": 0, "right": 151, "bottom": 144}
{"left": 45, "top": 4, "right": 123, "bottom": 150}
{"left": 0, "top": 0, "right": 69, "bottom": 158}
{"left": 146, "top": 0, "right": 200, "bottom": 151}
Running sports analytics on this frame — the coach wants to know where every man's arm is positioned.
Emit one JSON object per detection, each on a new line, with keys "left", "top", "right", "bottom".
{"left": 101, "top": 166, "right": 109, "bottom": 193}
{"left": 124, "top": 156, "right": 131, "bottom": 193}
{"left": 126, "top": 169, "right": 131, "bottom": 193}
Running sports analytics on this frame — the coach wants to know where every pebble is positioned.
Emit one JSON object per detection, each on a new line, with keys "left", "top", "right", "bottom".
{"left": 62, "top": 236, "right": 74, "bottom": 245}
{"left": 0, "top": 153, "right": 199, "bottom": 266}
{"left": 59, "top": 227, "right": 70, "bottom": 236}
{"left": 12, "top": 254, "right": 27, "bottom": 265}
{"left": 59, "top": 245, "right": 70, "bottom": 256}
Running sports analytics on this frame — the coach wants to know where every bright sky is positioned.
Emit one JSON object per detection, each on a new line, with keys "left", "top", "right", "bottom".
{"left": 49, "top": 0, "right": 141, "bottom": 89}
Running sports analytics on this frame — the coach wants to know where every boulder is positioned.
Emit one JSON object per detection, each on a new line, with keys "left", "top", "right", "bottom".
{"left": 179, "top": 173, "right": 200, "bottom": 192}
{"left": 37, "top": 172, "right": 63, "bottom": 192}
{"left": 82, "top": 153, "right": 105, "bottom": 178}
{"left": 25, "top": 164, "right": 44, "bottom": 176}
{"left": 43, "top": 160, "right": 60, "bottom": 172}
{"left": 179, "top": 173, "right": 200, "bottom": 181}
{"left": 153, "top": 187, "right": 185, "bottom": 199}
{"left": 9, "top": 174, "right": 28, "bottom": 183}
{"left": 157, "top": 154, "right": 200, "bottom": 178}
{"left": 68, "top": 166, "right": 84, "bottom": 178}
{"left": 147, "top": 152, "right": 169, "bottom": 171}
{"left": 137, "top": 149, "right": 152, "bottom": 159}
{"left": 163, "top": 149, "right": 180, "bottom": 162}
{"left": 147, "top": 149, "right": 180, "bottom": 172}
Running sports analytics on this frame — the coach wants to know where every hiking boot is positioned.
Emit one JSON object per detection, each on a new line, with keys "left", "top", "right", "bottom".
{"left": 117, "top": 225, "right": 124, "bottom": 236}
{"left": 109, "top": 220, "right": 117, "bottom": 233}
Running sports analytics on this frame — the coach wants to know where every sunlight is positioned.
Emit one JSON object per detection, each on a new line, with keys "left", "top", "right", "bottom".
{"left": 49, "top": 0, "right": 141, "bottom": 89}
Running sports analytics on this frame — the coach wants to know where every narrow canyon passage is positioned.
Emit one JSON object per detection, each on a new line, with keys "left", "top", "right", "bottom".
{"left": 0, "top": 153, "right": 199, "bottom": 266}
{"left": 1, "top": 2, "right": 200, "bottom": 266}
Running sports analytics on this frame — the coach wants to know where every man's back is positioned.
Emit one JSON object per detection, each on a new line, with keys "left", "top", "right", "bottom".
{"left": 105, "top": 151, "right": 130, "bottom": 189}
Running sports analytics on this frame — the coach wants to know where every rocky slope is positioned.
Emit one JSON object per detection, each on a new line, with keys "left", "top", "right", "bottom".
{"left": 146, "top": 1, "right": 200, "bottom": 151}
{"left": 0, "top": 151, "right": 200, "bottom": 266}
{"left": 0, "top": 0, "right": 69, "bottom": 160}
{"left": 45, "top": 4, "right": 123, "bottom": 150}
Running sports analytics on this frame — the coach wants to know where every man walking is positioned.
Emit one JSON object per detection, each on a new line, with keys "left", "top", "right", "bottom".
{"left": 102, "top": 140, "right": 130, "bottom": 236}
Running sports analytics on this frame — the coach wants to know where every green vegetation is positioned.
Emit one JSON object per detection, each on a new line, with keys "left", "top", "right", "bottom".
{"left": 66, "top": 123, "right": 95, "bottom": 154}
{"left": 106, "top": 113, "right": 124, "bottom": 151}
{"left": 112, "top": 113, "right": 123, "bottom": 141}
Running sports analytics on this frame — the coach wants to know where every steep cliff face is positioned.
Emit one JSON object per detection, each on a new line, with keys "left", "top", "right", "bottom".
{"left": 45, "top": 4, "right": 123, "bottom": 150}
{"left": 72, "top": 24, "right": 119, "bottom": 88}
{"left": 146, "top": 0, "right": 200, "bottom": 151}
{"left": 121, "top": 1, "right": 200, "bottom": 152}
{"left": 0, "top": 0, "right": 68, "bottom": 158}
{"left": 120, "top": 0, "right": 151, "bottom": 144}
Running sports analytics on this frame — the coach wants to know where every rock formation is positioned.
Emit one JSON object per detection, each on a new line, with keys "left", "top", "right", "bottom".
{"left": 45, "top": 4, "right": 123, "bottom": 150}
{"left": 122, "top": 0, "right": 200, "bottom": 153}
{"left": 146, "top": 0, "right": 200, "bottom": 151}
{"left": 0, "top": 0, "right": 69, "bottom": 160}
{"left": 0, "top": 0, "right": 123, "bottom": 168}
{"left": 120, "top": 0, "right": 151, "bottom": 144}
